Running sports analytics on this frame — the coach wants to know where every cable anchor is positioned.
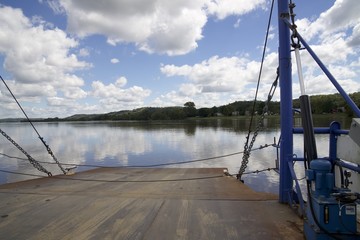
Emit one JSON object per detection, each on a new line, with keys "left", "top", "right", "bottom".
{"left": 289, "top": 2, "right": 301, "bottom": 49}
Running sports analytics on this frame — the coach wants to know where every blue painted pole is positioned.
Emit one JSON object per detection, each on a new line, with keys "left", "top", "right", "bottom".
{"left": 278, "top": 0, "right": 293, "bottom": 204}
{"left": 329, "top": 122, "right": 341, "bottom": 163}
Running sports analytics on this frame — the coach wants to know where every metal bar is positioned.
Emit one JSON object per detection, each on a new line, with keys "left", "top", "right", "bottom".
{"left": 329, "top": 122, "right": 341, "bottom": 162}
{"left": 278, "top": 0, "right": 293, "bottom": 204}
{"left": 293, "top": 128, "right": 349, "bottom": 135}
{"left": 288, "top": 161, "right": 305, "bottom": 216}
{"left": 336, "top": 160, "right": 360, "bottom": 173}
{"left": 333, "top": 129, "right": 349, "bottom": 135}
{"left": 293, "top": 127, "right": 330, "bottom": 134}
{"left": 294, "top": 48, "right": 306, "bottom": 95}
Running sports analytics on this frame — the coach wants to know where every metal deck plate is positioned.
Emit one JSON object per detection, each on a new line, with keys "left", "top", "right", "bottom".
{"left": 0, "top": 168, "right": 303, "bottom": 239}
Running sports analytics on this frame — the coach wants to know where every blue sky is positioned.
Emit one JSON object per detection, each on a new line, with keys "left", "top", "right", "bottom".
{"left": 0, "top": 0, "right": 359, "bottom": 118}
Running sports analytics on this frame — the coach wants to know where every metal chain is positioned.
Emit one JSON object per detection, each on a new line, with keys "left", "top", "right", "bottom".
{"left": 39, "top": 137, "right": 67, "bottom": 174}
{"left": 0, "top": 128, "right": 52, "bottom": 176}
{"left": 237, "top": 69, "right": 279, "bottom": 180}
{"left": 0, "top": 75, "right": 66, "bottom": 174}
{"left": 289, "top": 1, "right": 301, "bottom": 49}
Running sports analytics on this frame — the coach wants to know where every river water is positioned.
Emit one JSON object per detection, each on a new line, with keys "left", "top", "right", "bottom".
{"left": 0, "top": 115, "right": 352, "bottom": 194}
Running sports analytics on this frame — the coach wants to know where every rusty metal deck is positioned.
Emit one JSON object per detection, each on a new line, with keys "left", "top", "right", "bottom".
{"left": 0, "top": 168, "right": 303, "bottom": 239}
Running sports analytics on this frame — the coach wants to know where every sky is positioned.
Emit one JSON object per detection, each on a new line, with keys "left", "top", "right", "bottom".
{"left": 0, "top": 0, "right": 359, "bottom": 119}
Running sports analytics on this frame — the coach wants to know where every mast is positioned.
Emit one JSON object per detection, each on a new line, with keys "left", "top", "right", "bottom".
{"left": 278, "top": 0, "right": 293, "bottom": 203}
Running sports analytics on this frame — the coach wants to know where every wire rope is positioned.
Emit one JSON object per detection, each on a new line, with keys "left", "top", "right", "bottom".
{"left": 0, "top": 168, "right": 224, "bottom": 183}
{"left": 0, "top": 75, "right": 66, "bottom": 174}
{"left": 0, "top": 144, "right": 276, "bottom": 169}
{"left": 238, "top": 0, "right": 276, "bottom": 179}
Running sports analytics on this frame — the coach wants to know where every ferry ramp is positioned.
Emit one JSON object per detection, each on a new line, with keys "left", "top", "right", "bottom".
{"left": 0, "top": 168, "right": 304, "bottom": 239}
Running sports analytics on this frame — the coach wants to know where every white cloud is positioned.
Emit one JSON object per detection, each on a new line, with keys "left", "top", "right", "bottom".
{"left": 47, "top": 96, "right": 77, "bottom": 107}
{"left": 110, "top": 58, "right": 119, "bottom": 64}
{"left": 348, "top": 23, "right": 360, "bottom": 47}
{"left": 287, "top": 0, "right": 360, "bottom": 99}
{"left": 158, "top": 53, "right": 279, "bottom": 107}
{"left": 62, "top": 87, "right": 87, "bottom": 99}
{"left": 0, "top": 6, "right": 93, "bottom": 118}
{"left": 179, "top": 84, "right": 201, "bottom": 97}
{"left": 205, "top": 0, "right": 266, "bottom": 20}
{"left": 115, "top": 77, "right": 127, "bottom": 87}
{"left": 58, "top": 0, "right": 266, "bottom": 56}
{"left": 91, "top": 80, "right": 151, "bottom": 109}
{"left": 79, "top": 48, "right": 90, "bottom": 57}
{"left": 296, "top": 0, "right": 360, "bottom": 43}
{"left": 161, "top": 54, "right": 277, "bottom": 93}
{"left": 234, "top": 18, "right": 241, "bottom": 28}
{"left": 59, "top": 0, "right": 208, "bottom": 55}
{"left": 2, "top": 80, "right": 57, "bottom": 100}
{"left": 152, "top": 91, "right": 192, "bottom": 107}
{"left": 0, "top": 6, "right": 90, "bottom": 86}
{"left": 41, "top": 0, "right": 66, "bottom": 15}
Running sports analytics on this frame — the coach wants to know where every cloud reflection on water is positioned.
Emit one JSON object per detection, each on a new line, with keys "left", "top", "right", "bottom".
{"left": 0, "top": 118, "right": 344, "bottom": 194}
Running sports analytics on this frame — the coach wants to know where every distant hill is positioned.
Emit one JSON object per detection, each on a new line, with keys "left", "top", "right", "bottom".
{"left": 0, "top": 118, "right": 27, "bottom": 122}
{"left": 1, "top": 92, "right": 359, "bottom": 122}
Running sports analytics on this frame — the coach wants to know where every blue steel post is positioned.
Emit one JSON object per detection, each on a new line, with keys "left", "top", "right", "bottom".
{"left": 329, "top": 122, "right": 341, "bottom": 163}
{"left": 278, "top": 0, "right": 293, "bottom": 203}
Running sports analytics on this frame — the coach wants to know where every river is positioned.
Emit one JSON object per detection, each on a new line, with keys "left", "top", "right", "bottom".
{"left": 0, "top": 115, "right": 353, "bottom": 194}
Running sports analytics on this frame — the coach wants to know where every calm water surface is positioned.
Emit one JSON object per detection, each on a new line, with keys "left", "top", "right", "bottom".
{"left": 0, "top": 116, "right": 352, "bottom": 193}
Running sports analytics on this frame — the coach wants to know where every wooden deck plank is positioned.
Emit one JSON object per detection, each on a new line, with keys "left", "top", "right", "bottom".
{"left": 0, "top": 168, "right": 303, "bottom": 239}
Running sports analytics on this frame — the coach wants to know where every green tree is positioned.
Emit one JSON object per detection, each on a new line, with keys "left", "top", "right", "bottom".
{"left": 198, "top": 108, "right": 212, "bottom": 117}
{"left": 184, "top": 101, "right": 197, "bottom": 117}
{"left": 184, "top": 102, "right": 195, "bottom": 108}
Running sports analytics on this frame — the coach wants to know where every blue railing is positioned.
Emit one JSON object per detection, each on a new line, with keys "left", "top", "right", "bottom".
{"left": 289, "top": 121, "right": 359, "bottom": 215}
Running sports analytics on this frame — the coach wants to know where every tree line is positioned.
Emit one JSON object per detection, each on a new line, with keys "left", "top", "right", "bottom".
{"left": 38, "top": 92, "right": 360, "bottom": 122}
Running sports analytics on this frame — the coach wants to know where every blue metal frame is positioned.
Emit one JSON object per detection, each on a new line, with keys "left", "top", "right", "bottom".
{"left": 277, "top": 0, "right": 360, "bottom": 206}
{"left": 291, "top": 123, "right": 359, "bottom": 214}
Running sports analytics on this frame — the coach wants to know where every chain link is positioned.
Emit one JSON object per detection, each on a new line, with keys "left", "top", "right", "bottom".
{"left": 0, "top": 128, "right": 52, "bottom": 176}
{"left": 39, "top": 137, "right": 67, "bottom": 174}
{"left": 237, "top": 69, "right": 279, "bottom": 180}
{"left": 0, "top": 75, "right": 66, "bottom": 175}
{"left": 289, "top": 2, "right": 301, "bottom": 49}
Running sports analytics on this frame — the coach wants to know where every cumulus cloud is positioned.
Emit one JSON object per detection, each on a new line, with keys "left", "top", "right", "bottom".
{"left": 115, "top": 77, "right": 127, "bottom": 87}
{"left": 59, "top": 0, "right": 206, "bottom": 55}
{"left": 161, "top": 54, "right": 277, "bottom": 93}
{"left": 57, "top": 0, "right": 266, "bottom": 56}
{"left": 0, "top": 6, "right": 93, "bottom": 118}
{"left": 158, "top": 53, "right": 279, "bottom": 107}
{"left": 91, "top": 79, "right": 151, "bottom": 110}
{"left": 206, "top": 0, "right": 266, "bottom": 20}
{"left": 47, "top": 96, "right": 77, "bottom": 107}
{"left": 1, "top": 0, "right": 359, "bottom": 118}
{"left": 348, "top": 24, "right": 360, "bottom": 47}
{"left": 296, "top": 0, "right": 360, "bottom": 43}
{"left": 0, "top": 6, "right": 90, "bottom": 94}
